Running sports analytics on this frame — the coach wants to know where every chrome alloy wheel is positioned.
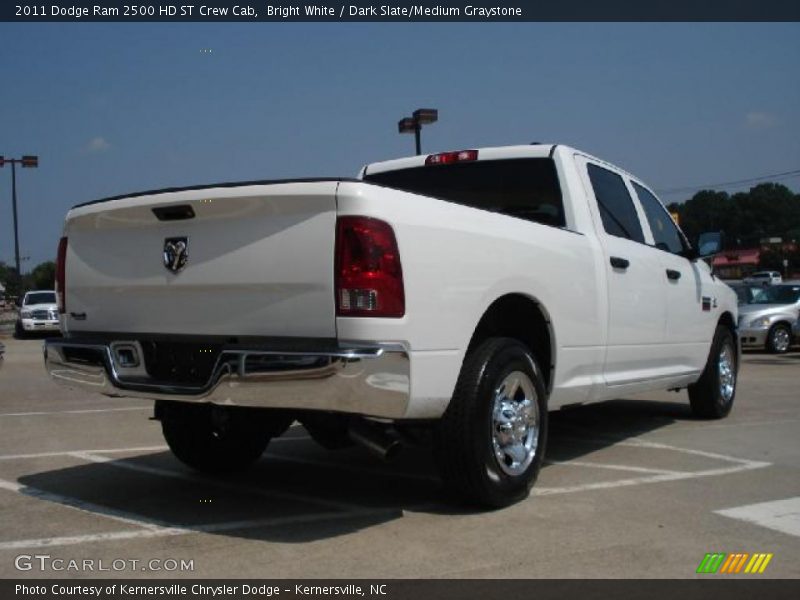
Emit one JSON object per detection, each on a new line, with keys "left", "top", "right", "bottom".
{"left": 771, "top": 327, "right": 791, "bottom": 353}
{"left": 718, "top": 343, "right": 736, "bottom": 403}
{"left": 491, "top": 371, "right": 540, "bottom": 476}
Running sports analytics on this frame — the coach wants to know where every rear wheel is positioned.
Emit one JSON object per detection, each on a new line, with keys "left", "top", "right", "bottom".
{"left": 434, "top": 337, "right": 548, "bottom": 508}
{"left": 766, "top": 323, "right": 792, "bottom": 354}
{"left": 158, "top": 402, "right": 292, "bottom": 474}
{"left": 688, "top": 325, "right": 737, "bottom": 419}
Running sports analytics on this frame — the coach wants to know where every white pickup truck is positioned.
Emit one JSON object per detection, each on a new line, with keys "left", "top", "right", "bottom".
{"left": 44, "top": 144, "right": 738, "bottom": 507}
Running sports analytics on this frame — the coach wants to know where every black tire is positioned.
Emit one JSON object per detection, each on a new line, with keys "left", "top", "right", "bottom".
{"left": 766, "top": 323, "right": 792, "bottom": 354}
{"left": 14, "top": 321, "right": 25, "bottom": 339}
{"left": 434, "top": 337, "right": 548, "bottom": 508}
{"left": 300, "top": 413, "right": 354, "bottom": 450}
{"left": 688, "top": 325, "right": 737, "bottom": 419}
{"left": 159, "top": 402, "right": 292, "bottom": 474}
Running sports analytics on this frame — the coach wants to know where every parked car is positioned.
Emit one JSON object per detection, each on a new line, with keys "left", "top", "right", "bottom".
{"left": 44, "top": 143, "right": 738, "bottom": 507}
{"left": 16, "top": 290, "right": 60, "bottom": 337}
{"left": 727, "top": 282, "right": 762, "bottom": 306}
{"left": 738, "top": 284, "right": 800, "bottom": 353}
{"left": 743, "top": 271, "right": 782, "bottom": 286}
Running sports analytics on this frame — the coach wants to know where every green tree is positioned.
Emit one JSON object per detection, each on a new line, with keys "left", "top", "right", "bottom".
{"left": 671, "top": 184, "right": 800, "bottom": 250}
{"left": 731, "top": 184, "right": 800, "bottom": 247}
{"left": 758, "top": 249, "right": 784, "bottom": 271}
{"left": 30, "top": 261, "right": 56, "bottom": 290}
{"left": 673, "top": 190, "right": 733, "bottom": 247}
{"left": 0, "top": 261, "right": 22, "bottom": 299}
{"left": 0, "top": 261, "right": 10, "bottom": 287}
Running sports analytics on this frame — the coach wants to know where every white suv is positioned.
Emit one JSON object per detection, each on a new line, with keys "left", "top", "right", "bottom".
{"left": 743, "top": 271, "right": 783, "bottom": 286}
{"left": 16, "top": 290, "right": 60, "bottom": 337}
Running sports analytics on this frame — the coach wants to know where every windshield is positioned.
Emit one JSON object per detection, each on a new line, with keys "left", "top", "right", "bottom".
{"left": 751, "top": 285, "right": 800, "bottom": 305}
{"left": 732, "top": 285, "right": 759, "bottom": 305}
{"left": 24, "top": 292, "right": 56, "bottom": 305}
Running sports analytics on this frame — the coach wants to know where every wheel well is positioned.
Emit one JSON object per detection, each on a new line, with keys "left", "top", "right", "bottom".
{"left": 466, "top": 294, "right": 553, "bottom": 392}
{"left": 718, "top": 311, "right": 740, "bottom": 358}
{"left": 718, "top": 311, "right": 736, "bottom": 334}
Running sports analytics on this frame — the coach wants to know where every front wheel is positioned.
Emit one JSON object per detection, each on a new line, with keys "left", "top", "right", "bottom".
{"left": 688, "top": 325, "right": 737, "bottom": 419}
{"left": 158, "top": 402, "right": 292, "bottom": 474}
{"left": 434, "top": 337, "right": 548, "bottom": 508}
{"left": 766, "top": 323, "right": 792, "bottom": 354}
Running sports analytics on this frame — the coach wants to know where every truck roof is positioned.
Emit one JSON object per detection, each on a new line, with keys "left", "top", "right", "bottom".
{"left": 361, "top": 143, "right": 559, "bottom": 177}
{"left": 360, "top": 143, "right": 642, "bottom": 185}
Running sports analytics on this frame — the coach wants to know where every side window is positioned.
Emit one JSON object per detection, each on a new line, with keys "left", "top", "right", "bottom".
{"left": 632, "top": 182, "right": 686, "bottom": 255}
{"left": 586, "top": 164, "right": 645, "bottom": 243}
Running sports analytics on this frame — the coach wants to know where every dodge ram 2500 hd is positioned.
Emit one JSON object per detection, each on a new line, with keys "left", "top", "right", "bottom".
{"left": 44, "top": 144, "right": 738, "bottom": 507}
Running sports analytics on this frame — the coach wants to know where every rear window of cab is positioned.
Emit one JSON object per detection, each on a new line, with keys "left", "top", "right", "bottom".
{"left": 363, "top": 158, "right": 565, "bottom": 228}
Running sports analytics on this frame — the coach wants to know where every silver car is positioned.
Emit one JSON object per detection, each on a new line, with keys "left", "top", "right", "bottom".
{"left": 728, "top": 282, "right": 763, "bottom": 306}
{"left": 738, "top": 284, "right": 800, "bottom": 353}
{"left": 743, "top": 271, "right": 783, "bottom": 286}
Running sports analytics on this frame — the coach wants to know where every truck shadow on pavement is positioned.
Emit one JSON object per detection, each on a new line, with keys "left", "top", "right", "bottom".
{"left": 547, "top": 398, "right": 693, "bottom": 462}
{"left": 17, "top": 398, "right": 691, "bottom": 543}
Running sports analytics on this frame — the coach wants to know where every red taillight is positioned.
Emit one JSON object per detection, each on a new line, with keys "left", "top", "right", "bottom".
{"left": 335, "top": 217, "right": 404, "bottom": 318}
{"left": 425, "top": 149, "right": 478, "bottom": 166}
{"left": 56, "top": 236, "right": 67, "bottom": 314}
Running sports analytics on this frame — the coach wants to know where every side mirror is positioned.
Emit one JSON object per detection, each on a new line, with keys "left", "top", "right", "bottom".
{"left": 695, "top": 231, "right": 724, "bottom": 259}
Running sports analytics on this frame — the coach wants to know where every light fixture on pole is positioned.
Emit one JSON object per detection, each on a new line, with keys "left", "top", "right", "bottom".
{"left": 397, "top": 108, "right": 438, "bottom": 155}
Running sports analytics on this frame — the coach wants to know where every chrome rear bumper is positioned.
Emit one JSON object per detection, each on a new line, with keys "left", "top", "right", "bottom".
{"left": 43, "top": 338, "right": 410, "bottom": 419}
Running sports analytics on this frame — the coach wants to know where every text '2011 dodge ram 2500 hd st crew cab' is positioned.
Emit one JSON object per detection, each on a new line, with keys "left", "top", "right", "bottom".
{"left": 44, "top": 144, "right": 738, "bottom": 507}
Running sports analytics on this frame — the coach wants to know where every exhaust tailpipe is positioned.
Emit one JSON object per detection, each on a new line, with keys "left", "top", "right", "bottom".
{"left": 348, "top": 420, "right": 402, "bottom": 461}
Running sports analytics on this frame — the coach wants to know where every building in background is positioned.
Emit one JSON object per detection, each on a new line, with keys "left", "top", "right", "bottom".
{"left": 712, "top": 241, "right": 798, "bottom": 280}
{"left": 712, "top": 249, "right": 761, "bottom": 280}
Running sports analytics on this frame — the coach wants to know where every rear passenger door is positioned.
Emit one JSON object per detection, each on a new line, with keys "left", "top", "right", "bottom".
{"left": 579, "top": 160, "right": 670, "bottom": 386}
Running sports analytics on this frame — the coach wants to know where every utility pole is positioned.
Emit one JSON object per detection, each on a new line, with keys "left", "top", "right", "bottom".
{"left": 0, "top": 155, "right": 39, "bottom": 294}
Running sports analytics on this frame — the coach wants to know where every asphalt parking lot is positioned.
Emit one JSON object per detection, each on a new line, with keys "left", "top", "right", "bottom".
{"left": 0, "top": 335, "right": 798, "bottom": 579}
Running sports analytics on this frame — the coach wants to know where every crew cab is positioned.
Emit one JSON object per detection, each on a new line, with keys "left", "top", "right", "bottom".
{"left": 44, "top": 144, "right": 738, "bottom": 507}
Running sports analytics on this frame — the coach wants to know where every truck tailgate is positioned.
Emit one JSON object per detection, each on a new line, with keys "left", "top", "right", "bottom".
{"left": 63, "top": 181, "right": 339, "bottom": 338}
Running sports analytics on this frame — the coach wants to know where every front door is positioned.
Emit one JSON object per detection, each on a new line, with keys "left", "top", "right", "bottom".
{"left": 578, "top": 159, "right": 670, "bottom": 386}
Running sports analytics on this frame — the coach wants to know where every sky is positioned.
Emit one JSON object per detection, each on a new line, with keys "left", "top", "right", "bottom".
{"left": 1, "top": 22, "right": 799, "bottom": 269}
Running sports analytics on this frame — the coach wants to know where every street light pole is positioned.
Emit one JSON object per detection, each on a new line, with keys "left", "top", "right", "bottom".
{"left": 11, "top": 161, "right": 21, "bottom": 289}
{"left": 0, "top": 154, "right": 39, "bottom": 294}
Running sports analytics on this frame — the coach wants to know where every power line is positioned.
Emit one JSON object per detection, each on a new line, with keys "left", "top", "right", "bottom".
{"left": 657, "top": 168, "right": 800, "bottom": 196}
